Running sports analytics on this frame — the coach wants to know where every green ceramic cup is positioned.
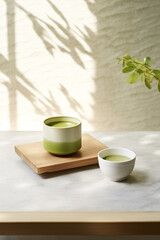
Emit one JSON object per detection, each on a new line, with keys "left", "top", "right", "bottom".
{"left": 43, "top": 116, "right": 82, "bottom": 155}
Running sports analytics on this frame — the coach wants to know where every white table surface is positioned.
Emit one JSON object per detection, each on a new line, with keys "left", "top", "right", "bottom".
{"left": 0, "top": 131, "right": 160, "bottom": 212}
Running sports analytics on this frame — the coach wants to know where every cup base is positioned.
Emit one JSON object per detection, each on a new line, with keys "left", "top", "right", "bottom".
{"left": 107, "top": 176, "right": 129, "bottom": 182}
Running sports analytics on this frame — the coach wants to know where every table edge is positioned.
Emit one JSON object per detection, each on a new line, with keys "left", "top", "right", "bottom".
{"left": 1, "top": 211, "right": 160, "bottom": 235}
{"left": 0, "top": 211, "right": 160, "bottom": 223}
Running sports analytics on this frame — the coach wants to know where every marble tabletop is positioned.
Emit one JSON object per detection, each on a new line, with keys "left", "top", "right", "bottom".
{"left": 0, "top": 131, "right": 160, "bottom": 212}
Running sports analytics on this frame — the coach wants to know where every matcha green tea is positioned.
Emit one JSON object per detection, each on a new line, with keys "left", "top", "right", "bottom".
{"left": 103, "top": 155, "right": 130, "bottom": 162}
{"left": 48, "top": 121, "right": 78, "bottom": 128}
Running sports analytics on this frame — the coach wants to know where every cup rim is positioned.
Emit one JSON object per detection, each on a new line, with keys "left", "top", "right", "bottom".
{"left": 98, "top": 147, "right": 136, "bottom": 165}
{"left": 43, "top": 116, "right": 81, "bottom": 129}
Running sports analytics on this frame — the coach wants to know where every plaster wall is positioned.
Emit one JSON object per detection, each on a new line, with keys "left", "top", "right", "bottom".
{"left": 0, "top": 0, "right": 160, "bottom": 130}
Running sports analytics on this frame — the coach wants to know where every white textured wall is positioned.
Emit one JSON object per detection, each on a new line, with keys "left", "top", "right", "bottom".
{"left": 0, "top": 0, "right": 160, "bottom": 130}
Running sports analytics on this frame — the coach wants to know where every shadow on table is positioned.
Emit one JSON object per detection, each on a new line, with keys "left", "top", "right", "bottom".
{"left": 40, "top": 164, "right": 99, "bottom": 179}
{"left": 125, "top": 170, "right": 149, "bottom": 184}
{"left": 40, "top": 167, "right": 149, "bottom": 182}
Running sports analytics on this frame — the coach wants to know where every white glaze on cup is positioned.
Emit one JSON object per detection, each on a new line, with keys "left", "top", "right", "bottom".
{"left": 98, "top": 148, "right": 136, "bottom": 181}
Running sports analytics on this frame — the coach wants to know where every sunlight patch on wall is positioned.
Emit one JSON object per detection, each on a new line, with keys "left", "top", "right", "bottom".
{"left": 0, "top": 0, "right": 96, "bottom": 130}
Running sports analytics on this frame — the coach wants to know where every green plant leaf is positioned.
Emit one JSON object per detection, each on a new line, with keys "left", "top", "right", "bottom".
{"left": 122, "top": 66, "right": 135, "bottom": 73}
{"left": 145, "top": 78, "right": 152, "bottom": 89}
{"left": 126, "top": 62, "right": 136, "bottom": 67}
{"left": 117, "top": 58, "right": 122, "bottom": 64}
{"left": 153, "top": 70, "right": 160, "bottom": 79}
{"left": 126, "top": 60, "right": 132, "bottom": 64}
{"left": 123, "top": 54, "right": 131, "bottom": 60}
{"left": 144, "top": 57, "right": 151, "bottom": 65}
{"left": 140, "top": 73, "right": 144, "bottom": 82}
{"left": 126, "top": 71, "right": 139, "bottom": 83}
{"left": 158, "top": 80, "right": 160, "bottom": 92}
{"left": 145, "top": 73, "right": 153, "bottom": 82}
{"left": 145, "top": 69, "right": 150, "bottom": 73}
{"left": 134, "top": 58, "right": 143, "bottom": 64}
{"left": 136, "top": 69, "right": 144, "bottom": 74}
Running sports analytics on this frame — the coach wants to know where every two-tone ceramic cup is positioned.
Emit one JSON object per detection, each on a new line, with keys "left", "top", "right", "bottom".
{"left": 43, "top": 116, "right": 81, "bottom": 155}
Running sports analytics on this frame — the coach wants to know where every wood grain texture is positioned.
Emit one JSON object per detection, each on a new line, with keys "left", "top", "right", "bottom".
{"left": 15, "top": 133, "right": 107, "bottom": 174}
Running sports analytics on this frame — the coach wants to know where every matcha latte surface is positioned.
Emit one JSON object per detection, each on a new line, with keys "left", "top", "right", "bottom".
{"left": 103, "top": 155, "right": 130, "bottom": 162}
{"left": 48, "top": 121, "right": 78, "bottom": 128}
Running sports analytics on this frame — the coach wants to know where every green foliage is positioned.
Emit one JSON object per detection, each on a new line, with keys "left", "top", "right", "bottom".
{"left": 158, "top": 81, "right": 160, "bottom": 92}
{"left": 122, "top": 66, "right": 135, "bottom": 73}
{"left": 145, "top": 78, "right": 152, "bottom": 89}
{"left": 127, "top": 72, "right": 139, "bottom": 83}
{"left": 144, "top": 57, "right": 151, "bottom": 65}
{"left": 117, "top": 55, "right": 160, "bottom": 92}
{"left": 153, "top": 70, "right": 160, "bottom": 79}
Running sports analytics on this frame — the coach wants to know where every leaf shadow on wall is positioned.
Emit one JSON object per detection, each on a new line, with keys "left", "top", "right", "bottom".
{"left": 1, "top": 0, "right": 66, "bottom": 129}
{"left": 19, "top": 0, "right": 157, "bottom": 131}
{"left": 0, "top": 51, "right": 62, "bottom": 129}
{"left": 0, "top": 52, "right": 60, "bottom": 113}
{"left": 2, "top": 0, "right": 96, "bottom": 129}
{"left": 16, "top": 0, "right": 92, "bottom": 69}
{"left": 3, "top": 0, "right": 160, "bottom": 130}
{"left": 59, "top": 84, "right": 86, "bottom": 119}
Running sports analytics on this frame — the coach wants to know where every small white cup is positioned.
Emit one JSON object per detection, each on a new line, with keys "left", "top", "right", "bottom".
{"left": 98, "top": 148, "right": 136, "bottom": 182}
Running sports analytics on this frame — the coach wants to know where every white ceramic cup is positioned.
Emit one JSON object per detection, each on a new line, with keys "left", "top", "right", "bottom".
{"left": 98, "top": 148, "right": 136, "bottom": 182}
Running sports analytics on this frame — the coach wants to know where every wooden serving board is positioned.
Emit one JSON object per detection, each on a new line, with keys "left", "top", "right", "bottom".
{"left": 15, "top": 134, "right": 107, "bottom": 174}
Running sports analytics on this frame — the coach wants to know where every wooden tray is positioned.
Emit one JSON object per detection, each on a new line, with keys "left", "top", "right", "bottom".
{"left": 15, "top": 133, "right": 107, "bottom": 174}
